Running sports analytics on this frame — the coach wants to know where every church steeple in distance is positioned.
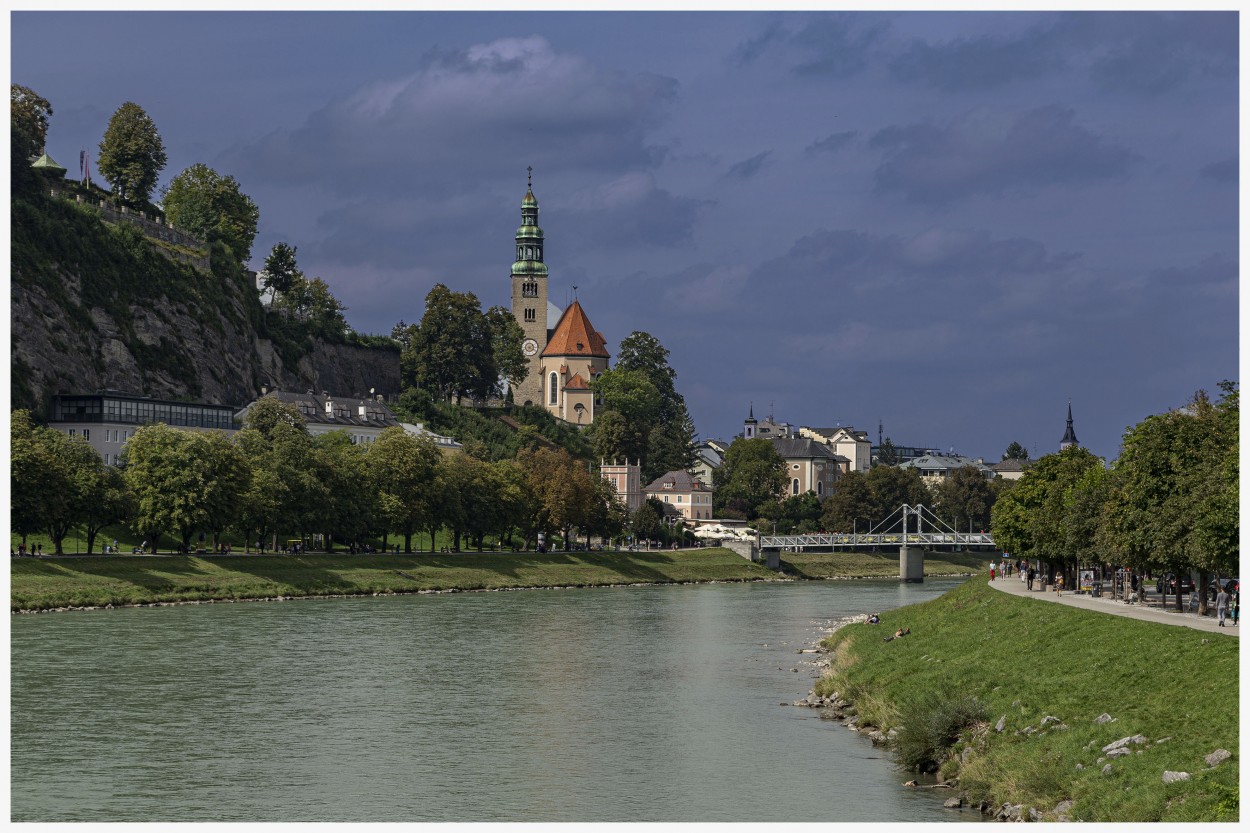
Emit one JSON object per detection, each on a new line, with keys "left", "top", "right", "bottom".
{"left": 1060, "top": 401, "right": 1079, "bottom": 450}
{"left": 744, "top": 403, "right": 758, "bottom": 439}
{"left": 510, "top": 167, "right": 551, "bottom": 407}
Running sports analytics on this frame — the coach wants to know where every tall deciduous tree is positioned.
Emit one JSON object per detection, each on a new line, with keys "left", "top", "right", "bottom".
{"left": 933, "top": 466, "right": 997, "bottom": 532}
{"left": 10, "top": 410, "right": 72, "bottom": 546}
{"left": 712, "top": 438, "right": 786, "bottom": 520}
{"left": 11, "top": 84, "right": 52, "bottom": 160}
{"left": 819, "top": 469, "right": 878, "bottom": 532}
{"left": 97, "top": 101, "right": 166, "bottom": 204}
{"left": 367, "top": 427, "right": 441, "bottom": 552}
{"left": 262, "top": 242, "right": 301, "bottom": 296}
{"left": 161, "top": 162, "right": 260, "bottom": 263}
{"left": 403, "top": 284, "right": 496, "bottom": 404}
{"left": 122, "top": 424, "right": 249, "bottom": 552}
{"left": 485, "top": 305, "right": 529, "bottom": 399}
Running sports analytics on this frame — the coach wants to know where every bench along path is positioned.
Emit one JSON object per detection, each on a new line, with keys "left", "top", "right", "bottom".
{"left": 988, "top": 574, "right": 1238, "bottom": 637}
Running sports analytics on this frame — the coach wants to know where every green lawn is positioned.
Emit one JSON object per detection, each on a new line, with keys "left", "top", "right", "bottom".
{"left": 10, "top": 546, "right": 988, "bottom": 611}
{"left": 10, "top": 548, "right": 785, "bottom": 610}
{"left": 815, "top": 578, "right": 1239, "bottom": 822}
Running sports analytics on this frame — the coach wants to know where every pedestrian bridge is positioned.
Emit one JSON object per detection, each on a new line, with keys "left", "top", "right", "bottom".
{"left": 758, "top": 530, "right": 995, "bottom": 550}
{"left": 755, "top": 504, "right": 996, "bottom": 579}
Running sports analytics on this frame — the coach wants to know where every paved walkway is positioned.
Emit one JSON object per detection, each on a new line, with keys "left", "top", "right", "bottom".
{"left": 988, "top": 574, "right": 1239, "bottom": 637}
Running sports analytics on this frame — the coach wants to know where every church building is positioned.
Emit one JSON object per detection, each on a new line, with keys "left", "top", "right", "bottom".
{"left": 509, "top": 170, "right": 610, "bottom": 425}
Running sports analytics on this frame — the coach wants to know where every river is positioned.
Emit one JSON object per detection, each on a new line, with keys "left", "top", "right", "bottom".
{"left": 11, "top": 578, "right": 978, "bottom": 822}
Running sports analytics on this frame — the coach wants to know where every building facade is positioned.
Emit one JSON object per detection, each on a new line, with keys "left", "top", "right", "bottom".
{"left": 643, "top": 470, "right": 715, "bottom": 521}
{"left": 601, "top": 459, "right": 644, "bottom": 513}
{"left": 770, "top": 436, "right": 847, "bottom": 499}
{"left": 538, "top": 299, "right": 610, "bottom": 425}
{"left": 800, "top": 425, "right": 872, "bottom": 473}
{"left": 48, "top": 390, "right": 239, "bottom": 465}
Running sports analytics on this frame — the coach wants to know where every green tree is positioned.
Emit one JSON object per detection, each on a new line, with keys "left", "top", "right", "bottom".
{"left": 713, "top": 438, "right": 786, "bottom": 520}
{"left": 403, "top": 284, "right": 496, "bottom": 404}
{"left": 991, "top": 445, "right": 1103, "bottom": 584}
{"left": 311, "top": 431, "right": 376, "bottom": 552}
{"left": 122, "top": 425, "right": 249, "bottom": 552}
{"left": 79, "top": 463, "right": 134, "bottom": 555}
{"left": 485, "top": 305, "right": 529, "bottom": 399}
{"left": 587, "top": 368, "right": 660, "bottom": 464}
{"left": 820, "top": 469, "right": 878, "bottom": 533}
{"left": 367, "top": 427, "right": 441, "bottom": 552}
{"left": 10, "top": 410, "right": 72, "bottom": 547}
{"left": 876, "top": 437, "right": 900, "bottom": 466}
{"left": 1104, "top": 385, "right": 1239, "bottom": 609}
{"left": 262, "top": 242, "right": 301, "bottom": 296}
{"left": 932, "top": 466, "right": 997, "bottom": 532}
{"left": 97, "top": 101, "right": 167, "bottom": 204}
{"left": 864, "top": 465, "right": 930, "bottom": 525}
{"left": 613, "top": 331, "right": 698, "bottom": 479}
{"left": 11, "top": 84, "right": 52, "bottom": 160}
{"left": 161, "top": 163, "right": 260, "bottom": 262}
{"left": 631, "top": 499, "right": 664, "bottom": 543}
{"left": 1002, "top": 441, "right": 1029, "bottom": 461}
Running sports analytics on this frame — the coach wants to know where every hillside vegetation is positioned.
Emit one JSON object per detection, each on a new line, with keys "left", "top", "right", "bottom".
{"left": 815, "top": 578, "right": 1238, "bottom": 822}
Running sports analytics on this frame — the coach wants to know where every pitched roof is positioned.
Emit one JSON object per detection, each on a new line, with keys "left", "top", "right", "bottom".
{"left": 769, "top": 436, "right": 849, "bottom": 461}
{"left": 564, "top": 373, "right": 590, "bottom": 390}
{"left": 643, "top": 470, "right": 712, "bottom": 493}
{"left": 541, "top": 299, "right": 609, "bottom": 358}
{"left": 990, "top": 458, "right": 1032, "bottom": 473}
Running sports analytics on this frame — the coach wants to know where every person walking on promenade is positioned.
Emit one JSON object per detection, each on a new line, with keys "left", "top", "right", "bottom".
{"left": 990, "top": 564, "right": 996, "bottom": 582}
{"left": 1056, "top": 574, "right": 1064, "bottom": 597}
{"left": 1027, "top": 565, "right": 1035, "bottom": 591}
{"left": 1216, "top": 584, "right": 1230, "bottom": 627}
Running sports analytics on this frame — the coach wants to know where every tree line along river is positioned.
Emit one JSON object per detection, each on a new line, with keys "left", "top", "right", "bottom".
{"left": 11, "top": 578, "right": 980, "bottom": 823}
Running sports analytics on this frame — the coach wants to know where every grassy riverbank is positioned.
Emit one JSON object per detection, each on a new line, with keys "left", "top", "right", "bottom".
{"left": 10, "top": 547, "right": 983, "bottom": 612}
{"left": 814, "top": 578, "right": 1239, "bottom": 822}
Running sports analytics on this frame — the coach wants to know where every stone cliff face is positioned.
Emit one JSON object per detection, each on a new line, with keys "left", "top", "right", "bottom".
{"left": 12, "top": 274, "right": 400, "bottom": 412}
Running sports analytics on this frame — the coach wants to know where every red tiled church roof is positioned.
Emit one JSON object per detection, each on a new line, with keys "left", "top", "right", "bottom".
{"left": 564, "top": 373, "right": 590, "bottom": 389}
{"left": 541, "top": 299, "right": 609, "bottom": 358}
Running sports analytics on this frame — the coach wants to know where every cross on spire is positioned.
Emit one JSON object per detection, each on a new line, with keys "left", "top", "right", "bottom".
{"left": 527, "top": 166, "right": 532, "bottom": 188}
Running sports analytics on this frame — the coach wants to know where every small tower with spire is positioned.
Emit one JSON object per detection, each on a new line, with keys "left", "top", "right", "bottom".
{"left": 1060, "top": 401, "right": 1079, "bottom": 451}
{"left": 744, "top": 403, "right": 758, "bottom": 440}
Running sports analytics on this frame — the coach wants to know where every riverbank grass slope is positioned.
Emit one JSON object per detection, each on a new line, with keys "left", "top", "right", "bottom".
{"left": 10, "top": 548, "right": 983, "bottom": 611}
{"left": 815, "top": 578, "right": 1238, "bottom": 822}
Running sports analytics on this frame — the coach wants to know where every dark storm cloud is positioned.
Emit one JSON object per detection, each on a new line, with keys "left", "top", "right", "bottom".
{"left": 870, "top": 105, "right": 1136, "bottom": 204}
{"left": 805, "top": 131, "right": 857, "bottom": 154}
{"left": 559, "top": 173, "right": 712, "bottom": 251}
{"left": 889, "top": 25, "right": 1062, "bottom": 90}
{"left": 1070, "top": 11, "right": 1239, "bottom": 96}
{"left": 1200, "top": 157, "right": 1237, "bottom": 184}
{"left": 730, "top": 13, "right": 889, "bottom": 78}
{"left": 221, "top": 37, "right": 678, "bottom": 199}
{"left": 725, "top": 151, "right": 772, "bottom": 180}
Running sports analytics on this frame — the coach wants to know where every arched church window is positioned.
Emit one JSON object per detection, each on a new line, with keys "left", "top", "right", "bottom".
{"left": 549, "top": 373, "right": 558, "bottom": 405}
{"left": 792, "top": 478, "right": 800, "bottom": 495}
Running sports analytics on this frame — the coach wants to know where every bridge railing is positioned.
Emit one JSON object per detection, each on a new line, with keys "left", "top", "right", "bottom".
{"left": 759, "top": 532, "right": 995, "bottom": 549}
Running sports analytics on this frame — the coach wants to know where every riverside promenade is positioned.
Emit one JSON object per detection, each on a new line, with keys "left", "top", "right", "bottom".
{"left": 988, "top": 573, "right": 1238, "bottom": 638}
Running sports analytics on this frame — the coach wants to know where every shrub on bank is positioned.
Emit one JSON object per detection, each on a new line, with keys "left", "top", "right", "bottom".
{"left": 891, "top": 688, "right": 987, "bottom": 772}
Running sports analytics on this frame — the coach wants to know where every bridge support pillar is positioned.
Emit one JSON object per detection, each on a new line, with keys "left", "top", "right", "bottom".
{"left": 900, "top": 546, "right": 925, "bottom": 583}
{"left": 763, "top": 549, "right": 780, "bottom": 570}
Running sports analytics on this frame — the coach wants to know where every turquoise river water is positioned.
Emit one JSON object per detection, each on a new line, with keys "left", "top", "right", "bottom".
{"left": 11, "top": 577, "right": 981, "bottom": 822}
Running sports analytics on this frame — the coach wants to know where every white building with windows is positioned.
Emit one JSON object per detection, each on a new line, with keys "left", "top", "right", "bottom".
{"left": 643, "top": 470, "right": 715, "bottom": 521}
{"left": 48, "top": 390, "right": 239, "bottom": 465}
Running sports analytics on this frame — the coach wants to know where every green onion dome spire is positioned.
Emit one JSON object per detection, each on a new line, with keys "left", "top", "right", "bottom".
{"left": 513, "top": 166, "right": 548, "bottom": 278}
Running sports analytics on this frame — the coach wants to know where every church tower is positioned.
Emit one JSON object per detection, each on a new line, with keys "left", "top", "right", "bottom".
{"left": 510, "top": 167, "right": 550, "bottom": 406}
{"left": 1059, "top": 401, "right": 1079, "bottom": 451}
{"left": 744, "top": 403, "right": 758, "bottom": 439}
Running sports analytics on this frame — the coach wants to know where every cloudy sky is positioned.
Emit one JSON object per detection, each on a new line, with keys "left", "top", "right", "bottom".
{"left": 11, "top": 9, "right": 1240, "bottom": 462}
